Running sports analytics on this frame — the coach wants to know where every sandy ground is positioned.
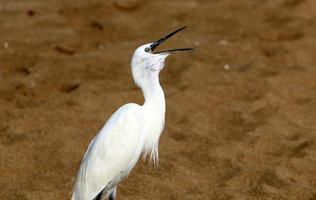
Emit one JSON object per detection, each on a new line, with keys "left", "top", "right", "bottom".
{"left": 0, "top": 0, "right": 316, "bottom": 199}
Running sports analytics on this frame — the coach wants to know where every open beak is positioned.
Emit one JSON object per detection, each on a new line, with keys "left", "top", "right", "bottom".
{"left": 149, "top": 26, "right": 195, "bottom": 54}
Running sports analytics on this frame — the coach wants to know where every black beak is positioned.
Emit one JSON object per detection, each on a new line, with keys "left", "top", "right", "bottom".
{"left": 149, "top": 26, "right": 195, "bottom": 54}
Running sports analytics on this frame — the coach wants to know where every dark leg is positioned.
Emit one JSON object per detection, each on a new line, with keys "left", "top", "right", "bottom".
{"left": 93, "top": 189, "right": 104, "bottom": 200}
{"left": 109, "top": 186, "right": 117, "bottom": 200}
{"left": 109, "top": 193, "right": 115, "bottom": 200}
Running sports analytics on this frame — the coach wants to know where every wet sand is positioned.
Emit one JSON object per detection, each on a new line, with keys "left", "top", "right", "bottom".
{"left": 0, "top": 0, "right": 316, "bottom": 199}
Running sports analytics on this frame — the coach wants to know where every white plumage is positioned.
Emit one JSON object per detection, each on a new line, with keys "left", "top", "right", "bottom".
{"left": 72, "top": 27, "right": 193, "bottom": 200}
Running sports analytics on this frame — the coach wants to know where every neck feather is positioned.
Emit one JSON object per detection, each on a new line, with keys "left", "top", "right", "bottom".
{"left": 139, "top": 73, "right": 166, "bottom": 167}
{"left": 141, "top": 73, "right": 165, "bottom": 107}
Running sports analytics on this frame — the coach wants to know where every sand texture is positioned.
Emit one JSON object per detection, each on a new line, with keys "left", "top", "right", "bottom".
{"left": 0, "top": 0, "right": 316, "bottom": 199}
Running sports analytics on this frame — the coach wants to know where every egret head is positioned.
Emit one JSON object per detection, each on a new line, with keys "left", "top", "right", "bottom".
{"left": 131, "top": 26, "right": 194, "bottom": 88}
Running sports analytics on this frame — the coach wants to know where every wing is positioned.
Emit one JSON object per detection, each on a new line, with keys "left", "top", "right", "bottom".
{"left": 72, "top": 103, "right": 143, "bottom": 200}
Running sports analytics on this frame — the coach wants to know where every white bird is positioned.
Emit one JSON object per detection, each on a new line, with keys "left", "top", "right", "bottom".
{"left": 71, "top": 26, "right": 194, "bottom": 200}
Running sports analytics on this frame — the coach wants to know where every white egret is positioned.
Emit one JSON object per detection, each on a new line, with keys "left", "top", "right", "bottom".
{"left": 71, "top": 26, "right": 194, "bottom": 200}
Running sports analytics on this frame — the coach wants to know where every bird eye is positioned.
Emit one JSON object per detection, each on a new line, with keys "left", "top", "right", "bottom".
{"left": 144, "top": 47, "right": 150, "bottom": 52}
